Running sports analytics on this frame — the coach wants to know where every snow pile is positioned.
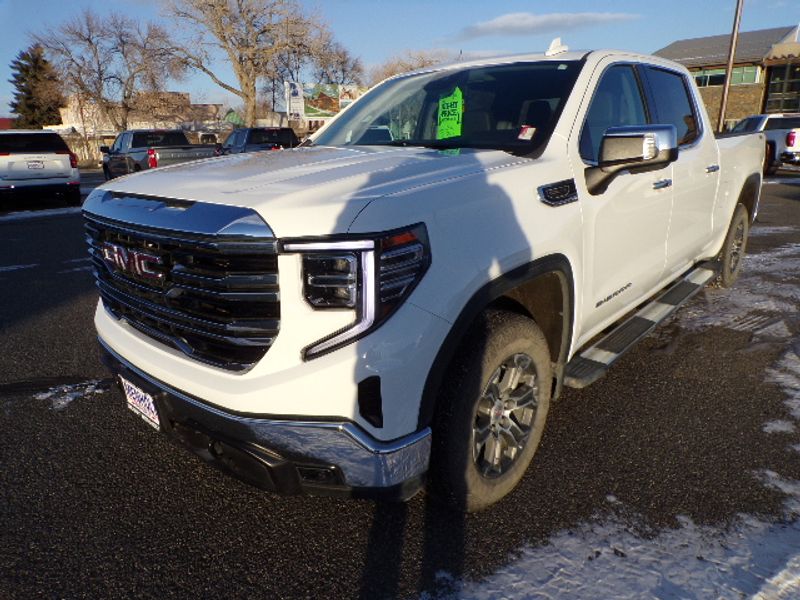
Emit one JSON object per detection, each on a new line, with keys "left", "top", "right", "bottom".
{"left": 34, "top": 379, "right": 108, "bottom": 411}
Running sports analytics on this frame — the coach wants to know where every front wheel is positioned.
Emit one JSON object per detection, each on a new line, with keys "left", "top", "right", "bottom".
{"left": 717, "top": 203, "right": 749, "bottom": 288}
{"left": 430, "top": 310, "right": 552, "bottom": 512}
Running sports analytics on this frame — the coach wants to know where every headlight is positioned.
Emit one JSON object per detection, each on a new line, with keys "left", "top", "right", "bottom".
{"left": 282, "top": 223, "right": 431, "bottom": 359}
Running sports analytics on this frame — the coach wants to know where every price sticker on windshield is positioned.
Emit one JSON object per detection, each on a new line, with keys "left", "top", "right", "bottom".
{"left": 437, "top": 87, "right": 463, "bottom": 140}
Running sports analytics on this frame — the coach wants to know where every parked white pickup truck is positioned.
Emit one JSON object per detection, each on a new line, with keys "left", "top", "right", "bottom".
{"left": 730, "top": 113, "right": 800, "bottom": 174}
{"left": 83, "top": 47, "right": 764, "bottom": 511}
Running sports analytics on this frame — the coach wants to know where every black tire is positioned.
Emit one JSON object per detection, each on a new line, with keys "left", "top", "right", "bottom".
{"left": 102, "top": 165, "right": 112, "bottom": 181}
{"left": 65, "top": 186, "right": 82, "bottom": 207}
{"left": 717, "top": 203, "right": 749, "bottom": 288}
{"left": 429, "top": 309, "right": 552, "bottom": 512}
{"left": 764, "top": 143, "right": 778, "bottom": 177}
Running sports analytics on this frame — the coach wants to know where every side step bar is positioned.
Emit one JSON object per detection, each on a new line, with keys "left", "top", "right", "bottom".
{"left": 563, "top": 266, "right": 717, "bottom": 389}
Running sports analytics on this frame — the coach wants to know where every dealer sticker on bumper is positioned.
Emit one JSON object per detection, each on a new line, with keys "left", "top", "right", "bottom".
{"left": 120, "top": 376, "right": 160, "bottom": 430}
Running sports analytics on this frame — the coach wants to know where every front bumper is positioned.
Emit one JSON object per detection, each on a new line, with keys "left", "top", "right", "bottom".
{"left": 100, "top": 339, "right": 430, "bottom": 501}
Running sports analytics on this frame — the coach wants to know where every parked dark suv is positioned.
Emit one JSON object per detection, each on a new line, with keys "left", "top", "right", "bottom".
{"left": 0, "top": 130, "right": 81, "bottom": 205}
{"left": 218, "top": 127, "right": 301, "bottom": 154}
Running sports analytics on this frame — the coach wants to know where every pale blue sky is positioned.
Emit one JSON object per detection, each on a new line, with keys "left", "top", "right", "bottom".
{"left": 1, "top": 0, "right": 798, "bottom": 116}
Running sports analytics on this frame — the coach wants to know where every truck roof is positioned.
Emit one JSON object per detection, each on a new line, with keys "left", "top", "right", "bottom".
{"left": 393, "top": 48, "right": 688, "bottom": 81}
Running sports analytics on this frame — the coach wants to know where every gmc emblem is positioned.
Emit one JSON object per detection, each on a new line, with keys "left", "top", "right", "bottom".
{"left": 101, "top": 242, "right": 164, "bottom": 281}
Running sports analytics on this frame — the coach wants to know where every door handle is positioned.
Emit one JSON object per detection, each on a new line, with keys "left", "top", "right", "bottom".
{"left": 653, "top": 179, "right": 673, "bottom": 190}
{"left": 706, "top": 164, "right": 720, "bottom": 173}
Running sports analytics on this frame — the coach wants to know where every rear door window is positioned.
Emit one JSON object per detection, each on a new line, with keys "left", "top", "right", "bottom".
{"left": 131, "top": 131, "right": 190, "bottom": 147}
{"left": 642, "top": 66, "right": 700, "bottom": 145}
{"left": 0, "top": 133, "right": 69, "bottom": 153}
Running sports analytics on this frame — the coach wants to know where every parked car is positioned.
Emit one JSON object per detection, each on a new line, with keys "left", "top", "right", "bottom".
{"left": 100, "top": 129, "right": 217, "bottom": 180}
{"left": 729, "top": 113, "right": 800, "bottom": 174}
{"left": 779, "top": 127, "right": 800, "bottom": 166}
{"left": 84, "top": 46, "right": 764, "bottom": 512}
{"left": 218, "top": 127, "right": 300, "bottom": 154}
{"left": 0, "top": 130, "right": 81, "bottom": 206}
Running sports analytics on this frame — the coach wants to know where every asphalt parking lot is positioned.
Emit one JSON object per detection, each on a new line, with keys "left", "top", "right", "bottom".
{"left": 0, "top": 173, "right": 799, "bottom": 598}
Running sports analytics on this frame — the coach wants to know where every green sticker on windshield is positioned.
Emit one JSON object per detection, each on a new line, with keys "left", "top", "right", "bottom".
{"left": 437, "top": 87, "right": 463, "bottom": 140}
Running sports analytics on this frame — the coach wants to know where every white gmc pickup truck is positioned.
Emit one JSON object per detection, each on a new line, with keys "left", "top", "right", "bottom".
{"left": 83, "top": 47, "right": 764, "bottom": 511}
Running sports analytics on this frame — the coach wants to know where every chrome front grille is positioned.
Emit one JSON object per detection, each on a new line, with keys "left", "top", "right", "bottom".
{"left": 83, "top": 198, "right": 279, "bottom": 372}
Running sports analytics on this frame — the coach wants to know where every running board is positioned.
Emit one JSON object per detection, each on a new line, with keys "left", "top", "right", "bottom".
{"left": 564, "top": 266, "right": 717, "bottom": 389}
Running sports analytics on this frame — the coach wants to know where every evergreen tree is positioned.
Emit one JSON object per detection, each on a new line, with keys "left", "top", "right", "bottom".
{"left": 8, "top": 44, "right": 65, "bottom": 128}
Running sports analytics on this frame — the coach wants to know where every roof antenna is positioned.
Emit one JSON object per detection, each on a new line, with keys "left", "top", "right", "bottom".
{"left": 545, "top": 37, "right": 569, "bottom": 56}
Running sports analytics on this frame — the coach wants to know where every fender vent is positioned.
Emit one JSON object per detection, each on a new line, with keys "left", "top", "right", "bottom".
{"left": 539, "top": 179, "right": 578, "bottom": 206}
{"left": 358, "top": 376, "right": 383, "bottom": 428}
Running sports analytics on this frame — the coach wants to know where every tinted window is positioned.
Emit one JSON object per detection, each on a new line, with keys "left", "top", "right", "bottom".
{"left": 644, "top": 67, "right": 699, "bottom": 145}
{"left": 221, "top": 131, "right": 236, "bottom": 148}
{"left": 731, "top": 117, "right": 762, "bottom": 133}
{"left": 579, "top": 65, "right": 648, "bottom": 163}
{"left": 0, "top": 132, "right": 69, "bottom": 153}
{"left": 249, "top": 128, "right": 298, "bottom": 147}
{"left": 131, "top": 131, "right": 190, "bottom": 147}
{"left": 764, "top": 117, "right": 800, "bottom": 130}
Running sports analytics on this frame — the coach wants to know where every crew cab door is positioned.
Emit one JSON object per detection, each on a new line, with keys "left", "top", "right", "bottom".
{"left": 641, "top": 65, "right": 719, "bottom": 273}
{"left": 572, "top": 63, "right": 674, "bottom": 335}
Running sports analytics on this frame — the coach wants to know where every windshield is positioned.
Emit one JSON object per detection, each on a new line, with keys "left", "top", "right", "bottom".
{"left": 313, "top": 60, "right": 583, "bottom": 155}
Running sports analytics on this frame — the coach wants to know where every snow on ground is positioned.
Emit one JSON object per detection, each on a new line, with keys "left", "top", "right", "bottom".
{"left": 0, "top": 263, "right": 38, "bottom": 272}
{"left": 33, "top": 379, "right": 108, "bottom": 411}
{"left": 451, "top": 242, "right": 800, "bottom": 599}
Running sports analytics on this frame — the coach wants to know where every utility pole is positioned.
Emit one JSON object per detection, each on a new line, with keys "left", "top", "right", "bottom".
{"left": 718, "top": 0, "right": 745, "bottom": 132}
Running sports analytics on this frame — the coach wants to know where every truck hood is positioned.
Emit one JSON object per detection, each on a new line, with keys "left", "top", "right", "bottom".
{"left": 98, "top": 146, "right": 529, "bottom": 237}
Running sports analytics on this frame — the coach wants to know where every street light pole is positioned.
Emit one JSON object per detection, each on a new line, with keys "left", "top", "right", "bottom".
{"left": 718, "top": 0, "right": 745, "bottom": 132}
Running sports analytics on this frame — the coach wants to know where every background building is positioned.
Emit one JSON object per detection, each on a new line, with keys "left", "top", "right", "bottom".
{"left": 655, "top": 25, "right": 800, "bottom": 130}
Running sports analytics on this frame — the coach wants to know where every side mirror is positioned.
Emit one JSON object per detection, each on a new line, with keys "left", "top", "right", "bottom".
{"left": 585, "top": 125, "right": 678, "bottom": 195}
{"left": 99, "top": 145, "right": 110, "bottom": 154}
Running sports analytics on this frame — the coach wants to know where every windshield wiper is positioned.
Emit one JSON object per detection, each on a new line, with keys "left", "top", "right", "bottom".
{"left": 380, "top": 139, "right": 464, "bottom": 149}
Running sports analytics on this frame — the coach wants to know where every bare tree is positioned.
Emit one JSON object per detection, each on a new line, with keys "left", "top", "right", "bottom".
{"left": 312, "top": 38, "right": 364, "bottom": 86}
{"left": 167, "top": 0, "right": 320, "bottom": 126}
{"left": 36, "top": 10, "right": 185, "bottom": 132}
{"left": 368, "top": 50, "right": 452, "bottom": 87}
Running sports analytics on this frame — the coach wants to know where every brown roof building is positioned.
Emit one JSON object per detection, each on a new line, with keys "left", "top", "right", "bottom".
{"left": 654, "top": 25, "right": 800, "bottom": 129}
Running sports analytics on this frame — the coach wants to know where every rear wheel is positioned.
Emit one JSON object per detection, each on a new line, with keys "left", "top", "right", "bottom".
{"left": 764, "top": 143, "right": 778, "bottom": 176}
{"left": 65, "top": 186, "right": 82, "bottom": 207}
{"left": 717, "top": 203, "right": 749, "bottom": 288}
{"left": 430, "top": 310, "right": 552, "bottom": 512}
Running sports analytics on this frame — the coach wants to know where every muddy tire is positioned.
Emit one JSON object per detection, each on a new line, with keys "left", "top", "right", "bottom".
{"left": 429, "top": 310, "right": 552, "bottom": 512}
{"left": 717, "top": 203, "right": 749, "bottom": 288}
